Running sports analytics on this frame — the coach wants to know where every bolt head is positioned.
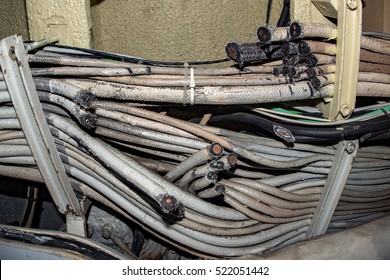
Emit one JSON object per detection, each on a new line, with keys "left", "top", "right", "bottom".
{"left": 346, "top": 142, "right": 356, "bottom": 154}
{"left": 347, "top": 0, "right": 358, "bottom": 10}
{"left": 341, "top": 104, "right": 351, "bottom": 117}
{"left": 101, "top": 226, "right": 112, "bottom": 239}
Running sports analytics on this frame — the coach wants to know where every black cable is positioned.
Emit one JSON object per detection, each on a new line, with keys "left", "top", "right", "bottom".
{"left": 277, "top": 0, "right": 291, "bottom": 27}
{"left": 266, "top": 0, "right": 273, "bottom": 25}
{"left": 131, "top": 229, "right": 145, "bottom": 256}
{"left": 190, "top": 112, "right": 297, "bottom": 143}
{"left": 287, "top": 117, "right": 390, "bottom": 139}
{"left": 20, "top": 186, "right": 36, "bottom": 227}
{"left": 360, "top": 128, "right": 390, "bottom": 143}
{"left": 191, "top": 112, "right": 390, "bottom": 143}
{"left": 44, "top": 44, "right": 229, "bottom": 67}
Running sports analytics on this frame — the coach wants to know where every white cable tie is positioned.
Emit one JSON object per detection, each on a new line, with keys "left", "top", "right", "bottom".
{"left": 183, "top": 62, "right": 189, "bottom": 106}
{"left": 189, "top": 67, "right": 195, "bottom": 106}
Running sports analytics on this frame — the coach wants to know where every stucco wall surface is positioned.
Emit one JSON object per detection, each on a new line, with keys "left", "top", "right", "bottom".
{"left": 23, "top": 0, "right": 332, "bottom": 62}
{"left": 90, "top": 0, "right": 284, "bottom": 62}
{"left": 291, "top": 0, "right": 332, "bottom": 24}
{"left": 0, "top": 0, "right": 29, "bottom": 40}
{"left": 26, "top": 0, "right": 92, "bottom": 48}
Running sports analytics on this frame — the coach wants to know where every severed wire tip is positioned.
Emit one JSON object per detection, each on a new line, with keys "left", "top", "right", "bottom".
{"left": 206, "top": 171, "right": 218, "bottom": 181}
{"left": 74, "top": 90, "right": 95, "bottom": 109}
{"left": 227, "top": 153, "right": 238, "bottom": 167}
{"left": 214, "top": 184, "right": 225, "bottom": 194}
{"left": 304, "top": 53, "right": 318, "bottom": 67}
{"left": 208, "top": 142, "right": 223, "bottom": 158}
{"left": 273, "top": 125, "right": 295, "bottom": 143}
{"left": 298, "top": 41, "right": 311, "bottom": 55}
{"left": 289, "top": 22, "right": 303, "bottom": 39}
{"left": 209, "top": 160, "right": 225, "bottom": 171}
{"left": 157, "top": 193, "right": 179, "bottom": 214}
{"left": 156, "top": 194, "right": 185, "bottom": 219}
{"left": 257, "top": 26, "right": 273, "bottom": 44}
{"left": 310, "top": 76, "right": 322, "bottom": 90}
{"left": 225, "top": 42, "right": 240, "bottom": 62}
{"left": 79, "top": 113, "right": 97, "bottom": 130}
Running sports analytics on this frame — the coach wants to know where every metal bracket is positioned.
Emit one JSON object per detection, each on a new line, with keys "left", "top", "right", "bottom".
{"left": 306, "top": 140, "right": 358, "bottom": 238}
{"left": 66, "top": 214, "right": 87, "bottom": 237}
{"left": 313, "top": 0, "right": 362, "bottom": 120}
{"left": 0, "top": 35, "right": 81, "bottom": 215}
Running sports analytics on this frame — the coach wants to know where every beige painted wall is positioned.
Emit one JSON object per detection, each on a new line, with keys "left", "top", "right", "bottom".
{"left": 23, "top": 0, "right": 333, "bottom": 62}
{"left": 90, "top": 0, "right": 284, "bottom": 62}
{"left": 26, "top": 0, "right": 92, "bottom": 48}
{"left": 362, "top": 0, "right": 390, "bottom": 33}
{"left": 0, "top": 0, "right": 29, "bottom": 40}
{"left": 291, "top": 0, "right": 333, "bottom": 24}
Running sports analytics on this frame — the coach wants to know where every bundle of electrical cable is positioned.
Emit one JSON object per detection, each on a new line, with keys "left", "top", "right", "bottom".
{"left": 0, "top": 22, "right": 389, "bottom": 258}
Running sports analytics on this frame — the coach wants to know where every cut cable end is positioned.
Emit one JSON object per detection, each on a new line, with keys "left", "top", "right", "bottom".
{"left": 289, "top": 22, "right": 303, "bottom": 39}
{"left": 273, "top": 125, "right": 296, "bottom": 143}
{"left": 257, "top": 26, "right": 272, "bottom": 44}
{"left": 74, "top": 90, "right": 96, "bottom": 109}
{"left": 225, "top": 42, "right": 240, "bottom": 62}
{"left": 156, "top": 193, "right": 184, "bottom": 218}
{"left": 208, "top": 142, "right": 223, "bottom": 158}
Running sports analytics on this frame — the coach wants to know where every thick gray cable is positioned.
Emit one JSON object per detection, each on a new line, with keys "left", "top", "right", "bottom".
{"left": 97, "top": 117, "right": 207, "bottom": 150}
{"left": 0, "top": 139, "right": 255, "bottom": 231}
{"left": 95, "top": 126, "right": 198, "bottom": 155}
{"left": 65, "top": 78, "right": 330, "bottom": 105}
{"left": 64, "top": 163, "right": 311, "bottom": 255}
{"left": 48, "top": 114, "right": 248, "bottom": 220}
{"left": 222, "top": 192, "right": 313, "bottom": 223}
{"left": 165, "top": 144, "right": 221, "bottom": 182}
{"left": 223, "top": 186, "right": 315, "bottom": 218}
{"left": 96, "top": 107, "right": 196, "bottom": 139}
{"left": 94, "top": 101, "right": 336, "bottom": 168}
{"left": 29, "top": 54, "right": 274, "bottom": 76}
{"left": 0, "top": 117, "right": 247, "bottom": 220}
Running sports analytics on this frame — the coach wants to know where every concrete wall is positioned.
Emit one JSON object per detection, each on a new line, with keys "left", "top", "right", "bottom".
{"left": 90, "top": 0, "right": 284, "bottom": 62}
{"left": 0, "top": 0, "right": 29, "bottom": 40}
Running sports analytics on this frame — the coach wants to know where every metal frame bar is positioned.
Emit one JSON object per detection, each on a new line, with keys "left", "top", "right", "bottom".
{"left": 313, "top": 0, "right": 362, "bottom": 120}
{"left": 0, "top": 35, "right": 81, "bottom": 214}
{"left": 306, "top": 140, "right": 358, "bottom": 238}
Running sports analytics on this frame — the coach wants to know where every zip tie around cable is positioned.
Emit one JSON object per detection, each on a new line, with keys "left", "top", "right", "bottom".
{"left": 182, "top": 62, "right": 195, "bottom": 106}
{"left": 189, "top": 67, "right": 195, "bottom": 106}
{"left": 183, "top": 62, "right": 189, "bottom": 105}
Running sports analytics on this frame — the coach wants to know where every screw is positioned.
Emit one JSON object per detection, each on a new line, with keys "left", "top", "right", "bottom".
{"left": 341, "top": 104, "right": 351, "bottom": 117}
{"left": 346, "top": 142, "right": 356, "bottom": 154}
{"left": 347, "top": 0, "right": 358, "bottom": 10}
{"left": 9, "top": 46, "right": 17, "bottom": 60}
{"left": 101, "top": 225, "right": 112, "bottom": 239}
